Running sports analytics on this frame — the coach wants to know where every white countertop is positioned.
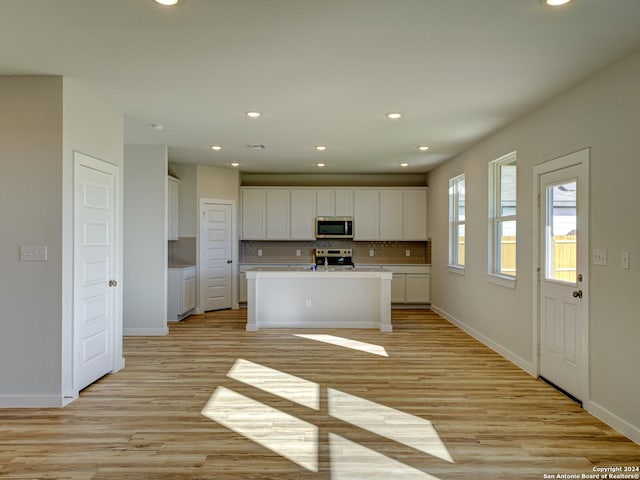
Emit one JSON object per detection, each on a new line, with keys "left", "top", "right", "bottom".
{"left": 246, "top": 266, "right": 392, "bottom": 279}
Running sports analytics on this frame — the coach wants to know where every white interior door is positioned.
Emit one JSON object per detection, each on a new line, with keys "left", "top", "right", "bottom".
{"left": 200, "top": 201, "right": 234, "bottom": 311}
{"left": 538, "top": 152, "right": 588, "bottom": 402}
{"left": 74, "top": 154, "right": 118, "bottom": 391}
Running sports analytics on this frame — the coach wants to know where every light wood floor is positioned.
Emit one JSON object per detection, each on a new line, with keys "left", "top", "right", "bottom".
{"left": 1, "top": 310, "right": 638, "bottom": 480}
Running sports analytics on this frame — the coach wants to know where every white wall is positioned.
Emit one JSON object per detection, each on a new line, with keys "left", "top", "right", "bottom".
{"left": 62, "top": 77, "right": 125, "bottom": 397}
{"left": 427, "top": 48, "right": 640, "bottom": 442}
{"left": 0, "top": 76, "right": 123, "bottom": 406}
{"left": 123, "top": 145, "right": 169, "bottom": 336}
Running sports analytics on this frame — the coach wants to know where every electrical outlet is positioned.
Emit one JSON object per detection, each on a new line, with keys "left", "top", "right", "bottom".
{"left": 296, "top": 249, "right": 301, "bottom": 257}
{"left": 406, "top": 249, "right": 411, "bottom": 257}
{"left": 19, "top": 245, "right": 47, "bottom": 262}
{"left": 257, "top": 249, "right": 263, "bottom": 257}
{"left": 593, "top": 249, "right": 607, "bottom": 266}
{"left": 621, "top": 250, "right": 630, "bottom": 269}
{"left": 369, "top": 249, "right": 375, "bottom": 257}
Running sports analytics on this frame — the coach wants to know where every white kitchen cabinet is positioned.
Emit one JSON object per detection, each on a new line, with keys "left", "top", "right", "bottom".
{"left": 168, "top": 266, "right": 197, "bottom": 320}
{"left": 290, "top": 190, "right": 315, "bottom": 239}
{"left": 357, "top": 188, "right": 429, "bottom": 241}
{"left": 316, "top": 189, "right": 353, "bottom": 217}
{"left": 241, "top": 188, "right": 266, "bottom": 239}
{"left": 266, "top": 189, "right": 290, "bottom": 239}
{"left": 387, "top": 265, "right": 430, "bottom": 304}
{"left": 167, "top": 176, "right": 180, "bottom": 241}
{"left": 379, "top": 190, "right": 404, "bottom": 240}
{"left": 404, "top": 189, "right": 429, "bottom": 240}
{"left": 353, "top": 190, "right": 379, "bottom": 240}
{"left": 241, "top": 188, "right": 290, "bottom": 239}
{"left": 390, "top": 273, "right": 406, "bottom": 303}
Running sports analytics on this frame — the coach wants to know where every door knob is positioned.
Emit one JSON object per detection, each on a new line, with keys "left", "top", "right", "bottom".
{"left": 572, "top": 290, "right": 582, "bottom": 298}
{"left": 108, "top": 279, "right": 118, "bottom": 287}
{"left": 227, "top": 260, "right": 233, "bottom": 264}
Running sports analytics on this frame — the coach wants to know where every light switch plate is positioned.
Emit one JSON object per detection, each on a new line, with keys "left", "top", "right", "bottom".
{"left": 593, "top": 249, "right": 607, "bottom": 266}
{"left": 20, "top": 245, "right": 48, "bottom": 262}
{"left": 369, "top": 249, "right": 375, "bottom": 257}
{"left": 257, "top": 249, "right": 263, "bottom": 257}
{"left": 621, "top": 250, "right": 630, "bottom": 269}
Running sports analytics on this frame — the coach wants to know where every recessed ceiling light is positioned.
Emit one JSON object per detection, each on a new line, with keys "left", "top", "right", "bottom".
{"left": 315, "top": 145, "right": 327, "bottom": 151}
{"left": 541, "top": 0, "right": 572, "bottom": 6}
{"left": 316, "top": 163, "right": 326, "bottom": 168}
{"left": 246, "top": 111, "right": 262, "bottom": 118}
{"left": 210, "top": 145, "right": 222, "bottom": 151}
{"left": 150, "top": 123, "right": 164, "bottom": 130}
{"left": 386, "top": 112, "right": 403, "bottom": 119}
{"left": 230, "top": 162, "right": 240, "bottom": 167}
{"left": 400, "top": 163, "right": 409, "bottom": 167}
{"left": 417, "top": 145, "right": 430, "bottom": 151}
{"left": 154, "top": 0, "right": 182, "bottom": 5}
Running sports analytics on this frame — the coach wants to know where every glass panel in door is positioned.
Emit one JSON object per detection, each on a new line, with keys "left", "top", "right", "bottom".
{"left": 545, "top": 180, "right": 577, "bottom": 284}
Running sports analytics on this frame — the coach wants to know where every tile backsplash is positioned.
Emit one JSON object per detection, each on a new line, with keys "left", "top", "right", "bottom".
{"left": 240, "top": 240, "right": 430, "bottom": 265}
{"left": 168, "top": 236, "right": 197, "bottom": 266}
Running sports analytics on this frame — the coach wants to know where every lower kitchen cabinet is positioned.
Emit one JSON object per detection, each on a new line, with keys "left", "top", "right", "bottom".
{"left": 168, "top": 266, "right": 196, "bottom": 321}
{"left": 239, "top": 264, "right": 292, "bottom": 303}
{"left": 388, "top": 265, "right": 430, "bottom": 304}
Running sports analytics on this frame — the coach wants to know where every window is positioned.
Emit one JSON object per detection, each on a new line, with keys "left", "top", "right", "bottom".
{"left": 488, "top": 152, "right": 517, "bottom": 280}
{"left": 448, "top": 174, "right": 465, "bottom": 269}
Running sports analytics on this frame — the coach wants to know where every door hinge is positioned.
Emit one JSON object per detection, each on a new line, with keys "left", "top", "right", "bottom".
{"left": 537, "top": 193, "right": 541, "bottom": 207}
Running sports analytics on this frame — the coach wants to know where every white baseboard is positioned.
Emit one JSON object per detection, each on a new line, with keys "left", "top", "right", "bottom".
{"left": 123, "top": 326, "right": 169, "bottom": 336}
{"left": 587, "top": 400, "right": 640, "bottom": 446}
{"left": 0, "top": 395, "right": 68, "bottom": 408}
{"left": 431, "top": 304, "right": 536, "bottom": 376}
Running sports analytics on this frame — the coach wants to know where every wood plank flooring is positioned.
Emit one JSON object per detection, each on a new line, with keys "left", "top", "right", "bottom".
{"left": 1, "top": 309, "right": 638, "bottom": 479}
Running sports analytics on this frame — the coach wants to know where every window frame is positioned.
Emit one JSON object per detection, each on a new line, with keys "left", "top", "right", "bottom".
{"left": 488, "top": 152, "right": 517, "bottom": 286}
{"left": 448, "top": 174, "right": 466, "bottom": 272}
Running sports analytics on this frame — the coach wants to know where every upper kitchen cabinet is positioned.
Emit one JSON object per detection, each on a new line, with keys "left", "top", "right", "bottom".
{"left": 265, "top": 189, "right": 290, "bottom": 239}
{"left": 316, "top": 189, "right": 353, "bottom": 217}
{"left": 167, "top": 176, "right": 180, "bottom": 241}
{"left": 241, "top": 188, "right": 266, "bottom": 239}
{"left": 379, "top": 190, "right": 404, "bottom": 240}
{"left": 291, "top": 189, "right": 316, "bottom": 240}
{"left": 241, "top": 187, "right": 291, "bottom": 240}
{"left": 353, "top": 190, "right": 380, "bottom": 240}
{"left": 354, "top": 187, "right": 429, "bottom": 241}
{"left": 404, "top": 189, "right": 428, "bottom": 240}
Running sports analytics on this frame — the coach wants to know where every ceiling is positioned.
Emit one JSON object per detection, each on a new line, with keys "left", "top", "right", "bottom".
{"left": 1, "top": 0, "right": 640, "bottom": 174}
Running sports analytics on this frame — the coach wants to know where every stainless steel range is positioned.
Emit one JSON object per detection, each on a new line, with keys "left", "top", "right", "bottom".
{"left": 314, "top": 248, "right": 354, "bottom": 268}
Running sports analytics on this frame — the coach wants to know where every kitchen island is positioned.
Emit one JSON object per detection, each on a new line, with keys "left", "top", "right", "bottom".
{"left": 245, "top": 267, "right": 393, "bottom": 332}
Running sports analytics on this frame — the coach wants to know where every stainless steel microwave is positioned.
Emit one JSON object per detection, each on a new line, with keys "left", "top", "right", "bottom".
{"left": 315, "top": 217, "right": 354, "bottom": 239}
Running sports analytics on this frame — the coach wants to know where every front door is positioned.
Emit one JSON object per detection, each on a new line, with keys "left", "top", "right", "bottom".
{"left": 200, "top": 201, "right": 234, "bottom": 311}
{"left": 538, "top": 150, "right": 589, "bottom": 401}
{"left": 74, "top": 153, "right": 118, "bottom": 391}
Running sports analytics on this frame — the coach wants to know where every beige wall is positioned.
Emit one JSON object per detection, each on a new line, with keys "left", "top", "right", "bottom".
{"left": 427, "top": 48, "right": 640, "bottom": 441}
{"left": 197, "top": 165, "right": 241, "bottom": 202}
{"left": 0, "top": 76, "right": 123, "bottom": 405}
{"left": 0, "top": 76, "right": 64, "bottom": 399}
{"left": 123, "top": 145, "right": 168, "bottom": 336}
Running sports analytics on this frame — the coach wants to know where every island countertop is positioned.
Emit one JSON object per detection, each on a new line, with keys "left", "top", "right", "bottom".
{"left": 246, "top": 266, "right": 392, "bottom": 278}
